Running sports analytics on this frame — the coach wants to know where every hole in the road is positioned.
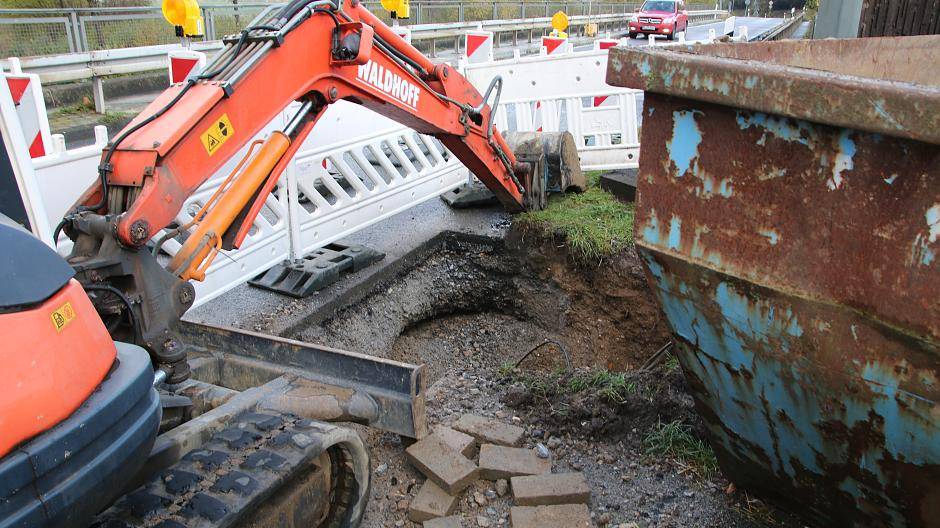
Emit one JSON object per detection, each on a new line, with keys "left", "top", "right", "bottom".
{"left": 288, "top": 233, "right": 570, "bottom": 383}
{"left": 284, "top": 230, "right": 669, "bottom": 387}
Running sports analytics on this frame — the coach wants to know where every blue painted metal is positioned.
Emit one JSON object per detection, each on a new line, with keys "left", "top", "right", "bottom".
{"left": 606, "top": 36, "right": 940, "bottom": 527}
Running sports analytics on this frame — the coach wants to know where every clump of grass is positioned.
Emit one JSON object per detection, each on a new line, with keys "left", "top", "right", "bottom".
{"left": 54, "top": 100, "right": 95, "bottom": 116}
{"left": 643, "top": 419, "right": 720, "bottom": 478}
{"left": 517, "top": 170, "right": 635, "bottom": 262}
{"left": 497, "top": 361, "right": 516, "bottom": 379}
{"left": 505, "top": 367, "right": 639, "bottom": 404}
{"left": 665, "top": 355, "right": 680, "bottom": 371}
{"left": 100, "top": 111, "right": 132, "bottom": 125}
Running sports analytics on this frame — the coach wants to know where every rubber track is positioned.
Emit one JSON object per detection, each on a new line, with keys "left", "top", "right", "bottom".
{"left": 93, "top": 411, "right": 357, "bottom": 528}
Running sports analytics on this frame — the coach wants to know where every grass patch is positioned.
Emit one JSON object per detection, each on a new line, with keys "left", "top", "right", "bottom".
{"left": 54, "top": 101, "right": 95, "bottom": 116}
{"left": 665, "top": 355, "right": 680, "bottom": 371}
{"left": 517, "top": 170, "right": 635, "bottom": 262}
{"left": 643, "top": 419, "right": 720, "bottom": 478}
{"left": 502, "top": 367, "right": 642, "bottom": 405}
{"left": 53, "top": 101, "right": 131, "bottom": 124}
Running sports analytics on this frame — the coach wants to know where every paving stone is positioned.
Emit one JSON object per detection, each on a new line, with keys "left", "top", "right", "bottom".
{"left": 509, "top": 504, "right": 592, "bottom": 528}
{"left": 510, "top": 473, "right": 590, "bottom": 506}
{"left": 409, "top": 480, "right": 459, "bottom": 522}
{"left": 478, "top": 445, "right": 551, "bottom": 480}
{"left": 453, "top": 414, "right": 525, "bottom": 447}
{"left": 406, "top": 434, "right": 479, "bottom": 494}
{"left": 423, "top": 516, "right": 463, "bottom": 528}
{"left": 433, "top": 425, "right": 477, "bottom": 457}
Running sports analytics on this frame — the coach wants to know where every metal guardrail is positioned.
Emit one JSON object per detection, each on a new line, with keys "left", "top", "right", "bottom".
{"left": 2, "top": 10, "right": 730, "bottom": 85}
{"left": 755, "top": 11, "right": 805, "bottom": 40}
{"left": 0, "top": 1, "right": 712, "bottom": 58}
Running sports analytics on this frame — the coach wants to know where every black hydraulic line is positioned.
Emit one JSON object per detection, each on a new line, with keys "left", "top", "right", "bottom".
{"left": 473, "top": 75, "right": 504, "bottom": 139}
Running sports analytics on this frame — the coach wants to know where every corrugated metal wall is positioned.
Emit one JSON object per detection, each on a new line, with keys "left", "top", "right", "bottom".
{"left": 857, "top": 0, "right": 940, "bottom": 36}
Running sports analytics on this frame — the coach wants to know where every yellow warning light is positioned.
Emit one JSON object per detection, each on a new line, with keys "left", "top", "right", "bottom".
{"left": 380, "top": 0, "right": 410, "bottom": 19}
{"left": 551, "top": 10, "right": 569, "bottom": 32}
{"left": 162, "top": 0, "right": 205, "bottom": 38}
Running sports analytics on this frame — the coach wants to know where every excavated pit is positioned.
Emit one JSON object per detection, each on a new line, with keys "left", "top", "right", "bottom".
{"left": 270, "top": 229, "right": 802, "bottom": 527}
{"left": 284, "top": 230, "right": 670, "bottom": 384}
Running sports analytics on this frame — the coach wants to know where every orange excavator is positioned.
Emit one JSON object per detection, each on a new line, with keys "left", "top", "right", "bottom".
{"left": 0, "top": 0, "right": 582, "bottom": 526}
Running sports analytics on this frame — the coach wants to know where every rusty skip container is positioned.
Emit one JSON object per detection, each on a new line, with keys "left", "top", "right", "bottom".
{"left": 606, "top": 36, "right": 940, "bottom": 527}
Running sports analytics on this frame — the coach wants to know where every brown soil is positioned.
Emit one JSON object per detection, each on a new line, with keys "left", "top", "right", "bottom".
{"left": 503, "top": 227, "right": 672, "bottom": 372}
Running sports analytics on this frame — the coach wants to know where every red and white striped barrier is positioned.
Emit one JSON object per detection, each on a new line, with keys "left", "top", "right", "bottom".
{"left": 392, "top": 25, "right": 412, "bottom": 44}
{"left": 464, "top": 31, "right": 494, "bottom": 64}
{"left": 532, "top": 100, "right": 544, "bottom": 132}
{"left": 593, "top": 38, "right": 621, "bottom": 51}
{"left": 4, "top": 59, "right": 50, "bottom": 159}
{"left": 540, "top": 36, "right": 571, "bottom": 56}
{"left": 168, "top": 49, "right": 206, "bottom": 84}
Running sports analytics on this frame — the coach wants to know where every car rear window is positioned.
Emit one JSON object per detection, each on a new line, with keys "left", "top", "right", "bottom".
{"left": 641, "top": 0, "right": 677, "bottom": 11}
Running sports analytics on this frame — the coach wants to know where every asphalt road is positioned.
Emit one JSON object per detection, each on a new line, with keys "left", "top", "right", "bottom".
{"left": 607, "top": 16, "right": 785, "bottom": 48}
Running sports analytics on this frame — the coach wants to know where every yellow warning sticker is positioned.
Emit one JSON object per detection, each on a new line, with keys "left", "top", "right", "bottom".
{"left": 51, "top": 301, "right": 76, "bottom": 332}
{"left": 200, "top": 114, "right": 234, "bottom": 156}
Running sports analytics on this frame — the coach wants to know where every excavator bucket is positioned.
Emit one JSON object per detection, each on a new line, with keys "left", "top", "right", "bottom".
{"left": 503, "top": 130, "right": 586, "bottom": 211}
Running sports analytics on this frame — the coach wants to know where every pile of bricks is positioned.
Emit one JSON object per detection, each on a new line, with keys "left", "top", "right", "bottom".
{"left": 405, "top": 414, "right": 592, "bottom": 527}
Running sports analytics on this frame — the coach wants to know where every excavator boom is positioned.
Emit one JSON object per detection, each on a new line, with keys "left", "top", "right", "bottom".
{"left": 60, "top": 0, "right": 578, "bottom": 384}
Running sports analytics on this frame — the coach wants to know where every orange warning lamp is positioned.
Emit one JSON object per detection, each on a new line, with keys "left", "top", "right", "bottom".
{"left": 162, "top": 0, "right": 205, "bottom": 39}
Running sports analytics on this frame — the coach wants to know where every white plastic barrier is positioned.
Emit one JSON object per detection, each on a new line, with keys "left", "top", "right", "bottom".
{"left": 724, "top": 16, "right": 737, "bottom": 36}
{"left": 462, "top": 45, "right": 642, "bottom": 171}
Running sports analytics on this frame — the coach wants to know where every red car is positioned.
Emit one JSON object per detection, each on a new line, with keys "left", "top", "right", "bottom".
{"left": 629, "top": 0, "right": 689, "bottom": 40}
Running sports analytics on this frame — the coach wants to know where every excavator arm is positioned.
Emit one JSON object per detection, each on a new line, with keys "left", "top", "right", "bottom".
{"left": 77, "top": 0, "right": 527, "bottom": 255}
{"left": 61, "top": 0, "right": 579, "bottom": 382}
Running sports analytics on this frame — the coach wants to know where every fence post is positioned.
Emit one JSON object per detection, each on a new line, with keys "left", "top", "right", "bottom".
{"left": 92, "top": 76, "right": 106, "bottom": 114}
{"left": 204, "top": 8, "right": 215, "bottom": 40}
{"left": 520, "top": 1, "right": 526, "bottom": 18}
{"left": 68, "top": 11, "right": 87, "bottom": 52}
{"left": 492, "top": 2, "right": 498, "bottom": 19}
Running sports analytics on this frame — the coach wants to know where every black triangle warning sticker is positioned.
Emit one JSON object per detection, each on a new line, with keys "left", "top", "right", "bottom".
{"left": 206, "top": 133, "right": 220, "bottom": 151}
